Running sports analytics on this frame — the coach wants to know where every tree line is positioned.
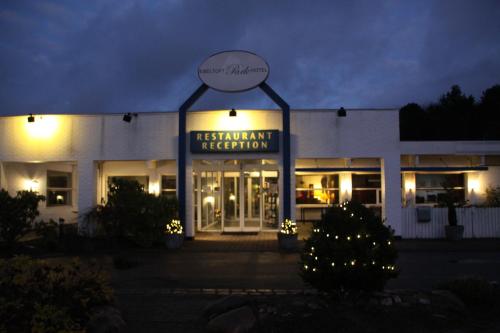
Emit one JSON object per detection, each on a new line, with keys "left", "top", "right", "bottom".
{"left": 400, "top": 84, "right": 500, "bottom": 140}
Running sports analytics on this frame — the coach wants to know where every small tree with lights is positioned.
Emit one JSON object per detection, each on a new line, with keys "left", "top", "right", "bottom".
{"left": 300, "top": 201, "right": 398, "bottom": 294}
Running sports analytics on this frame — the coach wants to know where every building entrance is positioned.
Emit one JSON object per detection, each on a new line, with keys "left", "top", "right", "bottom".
{"left": 194, "top": 160, "right": 279, "bottom": 232}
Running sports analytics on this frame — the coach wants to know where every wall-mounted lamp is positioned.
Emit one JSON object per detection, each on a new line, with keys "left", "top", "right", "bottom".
{"left": 229, "top": 108, "right": 237, "bottom": 117}
{"left": 27, "top": 114, "right": 35, "bottom": 123}
{"left": 337, "top": 107, "right": 346, "bottom": 117}
{"left": 122, "top": 113, "right": 138, "bottom": 123}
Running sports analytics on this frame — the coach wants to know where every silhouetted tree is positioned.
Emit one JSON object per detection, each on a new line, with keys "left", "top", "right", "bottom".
{"left": 478, "top": 85, "right": 500, "bottom": 139}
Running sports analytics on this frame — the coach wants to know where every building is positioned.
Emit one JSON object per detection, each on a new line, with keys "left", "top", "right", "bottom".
{"left": 1, "top": 108, "right": 499, "bottom": 238}
{"left": 1, "top": 51, "right": 499, "bottom": 239}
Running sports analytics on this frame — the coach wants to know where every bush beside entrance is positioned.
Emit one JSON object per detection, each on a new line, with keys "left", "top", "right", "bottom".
{"left": 87, "top": 178, "right": 178, "bottom": 247}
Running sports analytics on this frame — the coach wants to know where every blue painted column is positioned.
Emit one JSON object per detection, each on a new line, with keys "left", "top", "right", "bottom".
{"left": 259, "top": 82, "right": 291, "bottom": 220}
{"left": 178, "top": 84, "right": 208, "bottom": 235}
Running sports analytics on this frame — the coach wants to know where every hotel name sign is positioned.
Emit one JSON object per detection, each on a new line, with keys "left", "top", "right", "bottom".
{"left": 198, "top": 50, "right": 269, "bottom": 92}
{"left": 190, "top": 130, "right": 279, "bottom": 153}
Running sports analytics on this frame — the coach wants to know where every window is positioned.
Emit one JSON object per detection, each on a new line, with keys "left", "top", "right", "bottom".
{"left": 108, "top": 176, "right": 149, "bottom": 192}
{"left": 161, "top": 175, "right": 176, "bottom": 199}
{"left": 352, "top": 174, "right": 381, "bottom": 205}
{"left": 415, "top": 173, "right": 465, "bottom": 204}
{"left": 47, "top": 171, "right": 72, "bottom": 206}
{"left": 295, "top": 174, "right": 339, "bottom": 205}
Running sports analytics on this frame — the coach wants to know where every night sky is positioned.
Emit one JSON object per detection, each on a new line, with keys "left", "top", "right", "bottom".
{"left": 1, "top": 0, "right": 500, "bottom": 115}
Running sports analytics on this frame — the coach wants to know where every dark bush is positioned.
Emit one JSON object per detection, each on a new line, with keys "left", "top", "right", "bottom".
{"left": 437, "top": 277, "right": 499, "bottom": 306}
{"left": 87, "top": 178, "right": 178, "bottom": 247}
{"left": 0, "top": 256, "right": 113, "bottom": 332}
{"left": 0, "top": 189, "right": 45, "bottom": 248}
{"left": 301, "top": 201, "right": 398, "bottom": 294}
{"left": 34, "top": 219, "right": 60, "bottom": 251}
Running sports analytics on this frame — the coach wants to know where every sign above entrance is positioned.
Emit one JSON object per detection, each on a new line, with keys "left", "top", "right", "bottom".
{"left": 198, "top": 51, "right": 269, "bottom": 92}
{"left": 190, "top": 130, "right": 279, "bottom": 153}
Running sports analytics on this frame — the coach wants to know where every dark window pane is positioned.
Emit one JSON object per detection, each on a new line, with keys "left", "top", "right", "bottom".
{"left": 352, "top": 190, "right": 377, "bottom": 204}
{"left": 47, "top": 190, "right": 71, "bottom": 206}
{"left": 416, "top": 174, "right": 464, "bottom": 188}
{"left": 161, "top": 175, "right": 176, "bottom": 190}
{"left": 352, "top": 174, "right": 381, "bottom": 188}
{"left": 47, "top": 172, "right": 71, "bottom": 188}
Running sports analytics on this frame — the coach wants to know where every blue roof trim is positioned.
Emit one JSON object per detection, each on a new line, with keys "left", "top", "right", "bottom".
{"left": 401, "top": 166, "right": 488, "bottom": 172}
{"left": 295, "top": 167, "right": 381, "bottom": 172}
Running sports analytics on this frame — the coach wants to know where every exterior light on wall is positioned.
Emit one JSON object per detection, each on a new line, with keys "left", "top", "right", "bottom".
{"left": 405, "top": 181, "right": 415, "bottom": 193}
{"left": 24, "top": 179, "right": 39, "bottom": 192}
{"left": 337, "top": 107, "right": 346, "bottom": 117}
{"left": 27, "top": 114, "right": 35, "bottom": 123}
{"left": 468, "top": 179, "right": 479, "bottom": 193}
{"left": 229, "top": 108, "right": 237, "bottom": 117}
{"left": 123, "top": 113, "right": 137, "bottom": 122}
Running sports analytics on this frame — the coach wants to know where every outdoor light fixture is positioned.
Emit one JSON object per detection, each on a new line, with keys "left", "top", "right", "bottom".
{"left": 27, "top": 114, "right": 35, "bottom": 123}
{"left": 229, "top": 108, "right": 237, "bottom": 117}
{"left": 337, "top": 107, "right": 346, "bottom": 117}
{"left": 122, "top": 113, "right": 137, "bottom": 123}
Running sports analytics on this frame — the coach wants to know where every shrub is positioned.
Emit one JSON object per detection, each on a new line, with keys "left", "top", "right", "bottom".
{"left": 34, "top": 219, "right": 60, "bottom": 251}
{"left": 87, "top": 178, "right": 179, "bottom": 247}
{"left": 0, "top": 256, "right": 113, "bottom": 332}
{"left": 0, "top": 189, "right": 45, "bottom": 248}
{"left": 485, "top": 186, "right": 500, "bottom": 207}
{"left": 300, "top": 201, "right": 398, "bottom": 294}
{"left": 437, "top": 277, "right": 499, "bottom": 306}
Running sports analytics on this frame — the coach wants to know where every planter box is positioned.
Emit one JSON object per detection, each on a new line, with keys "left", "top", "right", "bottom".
{"left": 445, "top": 225, "right": 464, "bottom": 241}
{"left": 164, "top": 234, "right": 183, "bottom": 249}
{"left": 277, "top": 233, "right": 298, "bottom": 250}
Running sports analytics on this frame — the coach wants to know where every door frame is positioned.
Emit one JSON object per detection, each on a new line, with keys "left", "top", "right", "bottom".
{"left": 194, "top": 160, "right": 279, "bottom": 232}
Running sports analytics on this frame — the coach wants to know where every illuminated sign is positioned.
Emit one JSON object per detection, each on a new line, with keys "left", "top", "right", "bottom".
{"left": 198, "top": 51, "right": 269, "bottom": 92}
{"left": 190, "top": 130, "right": 279, "bottom": 153}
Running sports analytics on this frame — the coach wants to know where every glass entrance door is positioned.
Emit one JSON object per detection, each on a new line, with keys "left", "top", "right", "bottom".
{"left": 223, "top": 171, "right": 240, "bottom": 230}
{"left": 195, "top": 160, "right": 279, "bottom": 232}
{"left": 243, "top": 171, "right": 261, "bottom": 230}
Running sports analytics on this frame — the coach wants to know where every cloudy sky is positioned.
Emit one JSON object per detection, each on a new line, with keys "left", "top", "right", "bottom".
{"left": 1, "top": 0, "right": 500, "bottom": 115}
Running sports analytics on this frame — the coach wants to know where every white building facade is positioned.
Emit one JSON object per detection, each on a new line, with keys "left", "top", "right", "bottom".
{"left": 1, "top": 109, "right": 499, "bottom": 238}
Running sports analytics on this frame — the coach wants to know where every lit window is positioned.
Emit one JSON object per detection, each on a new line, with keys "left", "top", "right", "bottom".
{"left": 295, "top": 174, "right": 339, "bottom": 205}
{"left": 161, "top": 175, "right": 177, "bottom": 199}
{"left": 47, "top": 171, "right": 72, "bottom": 206}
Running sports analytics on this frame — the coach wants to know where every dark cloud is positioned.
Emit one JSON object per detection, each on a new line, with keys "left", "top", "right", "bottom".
{"left": 1, "top": 0, "right": 500, "bottom": 115}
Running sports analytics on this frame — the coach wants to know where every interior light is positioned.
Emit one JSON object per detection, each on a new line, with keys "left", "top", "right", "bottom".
{"left": 27, "top": 114, "right": 35, "bottom": 123}
{"left": 229, "top": 108, "right": 237, "bottom": 117}
{"left": 337, "top": 107, "right": 346, "bottom": 117}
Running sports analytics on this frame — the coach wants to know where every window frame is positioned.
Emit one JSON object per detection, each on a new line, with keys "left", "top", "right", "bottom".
{"left": 161, "top": 174, "right": 177, "bottom": 199}
{"left": 46, "top": 170, "right": 73, "bottom": 207}
{"left": 415, "top": 173, "right": 465, "bottom": 205}
{"left": 351, "top": 173, "right": 382, "bottom": 206}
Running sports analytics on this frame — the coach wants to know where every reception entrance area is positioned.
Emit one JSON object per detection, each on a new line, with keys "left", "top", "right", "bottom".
{"left": 193, "top": 160, "right": 279, "bottom": 232}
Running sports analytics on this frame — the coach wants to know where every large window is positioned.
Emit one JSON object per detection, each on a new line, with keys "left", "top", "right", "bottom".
{"left": 108, "top": 176, "right": 149, "bottom": 192}
{"left": 161, "top": 175, "right": 176, "bottom": 199}
{"left": 296, "top": 174, "right": 339, "bottom": 205}
{"left": 351, "top": 174, "right": 381, "bottom": 205}
{"left": 415, "top": 173, "right": 465, "bottom": 204}
{"left": 47, "top": 171, "right": 72, "bottom": 206}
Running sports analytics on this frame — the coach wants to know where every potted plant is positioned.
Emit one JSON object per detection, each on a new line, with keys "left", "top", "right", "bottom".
{"left": 439, "top": 183, "right": 465, "bottom": 241}
{"left": 278, "top": 218, "right": 298, "bottom": 250}
{"left": 164, "top": 219, "right": 183, "bottom": 249}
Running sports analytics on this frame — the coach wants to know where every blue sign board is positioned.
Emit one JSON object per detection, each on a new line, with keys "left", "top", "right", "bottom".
{"left": 190, "top": 130, "right": 279, "bottom": 153}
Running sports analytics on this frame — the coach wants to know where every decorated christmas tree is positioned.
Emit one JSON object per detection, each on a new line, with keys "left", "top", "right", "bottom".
{"left": 301, "top": 201, "right": 398, "bottom": 293}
